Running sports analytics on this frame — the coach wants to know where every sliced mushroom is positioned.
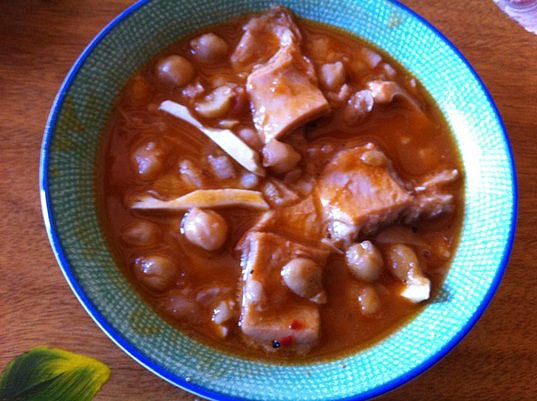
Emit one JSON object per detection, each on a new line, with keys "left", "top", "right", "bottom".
{"left": 130, "top": 189, "right": 270, "bottom": 211}
{"left": 159, "top": 100, "right": 265, "bottom": 176}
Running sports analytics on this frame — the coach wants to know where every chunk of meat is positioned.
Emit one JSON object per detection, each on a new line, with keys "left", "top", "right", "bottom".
{"left": 231, "top": 6, "right": 302, "bottom": 71}
{"left": 414, "top": 169, "right": 459, "bottom": 192}
{"left": 403, "top": 169, "right": 459, "bottom": 222}
{"left": 247, "top": 45, "right": 330, "bottom": 143}
{"left": 316, "top": 144, "right": 458, "bottom": 245}
{"left": 403, "top": 192, "right": 455, "bottom": 223}
{"left": 239, "top": 232, "right": 329, "bottom": 354}
{"left": 316, "top": 144, "right": 413, "bottom": 244}
{"left": 235, "top": 8, "right": 329, "bottom": 142}
{"left": 253, "top": 195, "right": 323, "bottom": 244}
{"left": 375, "top": 225, "right": 428, "bottom": 248}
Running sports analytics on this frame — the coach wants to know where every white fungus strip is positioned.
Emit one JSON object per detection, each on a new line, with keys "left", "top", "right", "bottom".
{"left": 130, "top": 189, "right": 270, "bottom": 211}
{"left": 159, "top": 100, "right": 265, "bottom": 176}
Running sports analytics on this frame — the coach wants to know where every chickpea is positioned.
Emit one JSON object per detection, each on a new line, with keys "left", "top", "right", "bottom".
{"left": 281, "top": 258, "right": 326, "bottom": 304}
{"left": 238, "top": 127, "right": 263, "bottom": 150}
{"left": 386, "top": 244, "right": 431, "bottom": 303}
{"left": 343, "top": 90, "right": 374, "bottom": 125}
{"left": 361, "top": 47, "right": 382, "bottom": 69}
{"left": 283, "top": 168, "right": 302, "bottom": 184}
{"left": 227, "top": 86, "right": 247, "bottom": 116}
{"left": 156, "top": 55, "right": 194, "bottom": 88}
{"left": 262, "top": 140, "right": 301, "bottom": 174}
{"left": 345, "top": 241, "right": 384, "bottom": 282}
{"left": 127, "top": 75, "right": 152, "bottom": 106}
{"left": 182, "top": 208, "right": 228, "bottom": 251}
{"left": 357, "top": 285, "right": 381, "bottom": 316}
{"left": 212, "top": 299, "right": 235, "bottom": 324}
{"left": 161, "top": 290, "right": 200, "bottom": 321}
{"left": 121, "top": 220, "right": 160, "bottom": 246}
{"left": 134, "top": 255, "right": 178, "bottom": 292}
{"left": 382, "top": 62, "right": 397, "bottom": 79}
{"left": 385, "top": 244, "right": 424, "bottom": 282}
{"left": 195, "top": 86, "right": 234, "bottom": 119}
{"left": 319, "top": 61, "right": 345, "bottom": 91}
{"left": 366, "top": 80, "right": 401, "bottom": 104}
{"left": 130, "top": 140, "right": 167, "bottom": 180}
{"left": 190, "top": 33, "right": 229, "bottom": 63}
{"left": 240, "top": 172, "right": 260, "bottom": 189}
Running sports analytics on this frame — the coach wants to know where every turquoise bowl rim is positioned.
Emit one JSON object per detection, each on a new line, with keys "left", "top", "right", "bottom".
{"left": 39, "top": 0, "right": 517, "bottom": 400}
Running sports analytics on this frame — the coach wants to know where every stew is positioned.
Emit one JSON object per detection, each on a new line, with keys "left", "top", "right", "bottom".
{"left": 100, "top": 6, "right": 463, "bottom": 360}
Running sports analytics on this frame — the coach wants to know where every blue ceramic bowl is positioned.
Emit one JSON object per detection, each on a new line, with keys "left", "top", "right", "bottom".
{"left": 40, "top": 1, "right": 516, "bottom": 400}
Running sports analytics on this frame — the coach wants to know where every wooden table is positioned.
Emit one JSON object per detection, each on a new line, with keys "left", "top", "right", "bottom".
{"left": 1, "top": 1, "right": 535, "bottom": 399}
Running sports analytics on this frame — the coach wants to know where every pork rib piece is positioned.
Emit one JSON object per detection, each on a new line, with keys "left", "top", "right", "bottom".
{"left": 231, "top": 6, "right": 302, "bottom": 71}
{"left": 253, "top": 195, "right": 323, "bottom": 245}
{"left": 316, "top": 143, "right": 458, "bottom": 245}
{"left": 233, "top": 7, "right": 330, "bottom": 143}
{"left": 239, "top": 232, "right": 329, "bottom": 354}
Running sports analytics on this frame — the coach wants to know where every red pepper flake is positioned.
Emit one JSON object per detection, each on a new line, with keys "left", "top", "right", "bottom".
{"left": 280, "top": 335, "right": 293, "bottom": 346}
{"left": 289, "top": 320, "right": 303, "bottom": 330}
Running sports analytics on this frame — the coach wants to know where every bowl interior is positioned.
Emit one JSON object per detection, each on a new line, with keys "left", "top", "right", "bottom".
{"left": 40, "top": 0, "right": 516, "bottom": 400}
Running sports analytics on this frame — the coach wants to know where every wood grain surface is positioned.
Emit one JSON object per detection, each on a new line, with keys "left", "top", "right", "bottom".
{"left": 0, "top": 1, "right": 535, "bottom": 400}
